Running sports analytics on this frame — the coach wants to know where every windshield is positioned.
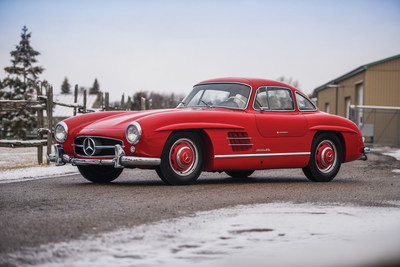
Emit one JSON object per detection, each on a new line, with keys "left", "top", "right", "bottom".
{"left": 178, "top": 83, "right": 251, "bottom": 109}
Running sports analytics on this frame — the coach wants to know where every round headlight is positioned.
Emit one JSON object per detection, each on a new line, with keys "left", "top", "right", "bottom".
{"left": 54, "top": 121, "right": 68, "bottom": 143}
{"left": 126, "top": 121, "right": 141, "bottom": 144}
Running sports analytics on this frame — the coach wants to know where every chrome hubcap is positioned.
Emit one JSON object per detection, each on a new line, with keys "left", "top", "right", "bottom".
{"left": 315, "top": 140, "right": 337, "bottom": 173}
{"left": 169, "top": 138, "right": 198, "bottom": 175}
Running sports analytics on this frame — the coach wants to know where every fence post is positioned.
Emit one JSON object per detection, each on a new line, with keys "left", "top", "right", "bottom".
{"left": 126, "top": 96, "right": 132, "bottom": 111}
{"left": 121, "top": 94, "right": 125, "bottom": 109}
{"left": 83, "top": 89, "right": 87, "bottom": 113}
{"left": 46, "top": 85, "right": 53, "bottom": 164}
{"left": 105, "top": 92, "right": 109, "bottom": 111}
{"left": 98, "top": 92, "right": 103, "bottom": 110}
{"left": 74, "top": 85, "right": 78, "bottom": 116}
{"left": 36, "top": 83, "right": 44, "bottom": 164}
{"left": 141, "top": 97, "right": 146, "bottom": 110}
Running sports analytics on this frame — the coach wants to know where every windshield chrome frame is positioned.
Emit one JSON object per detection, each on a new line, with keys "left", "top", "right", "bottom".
{"left": 180, "top": 82, "right": 253, "bottom": 110}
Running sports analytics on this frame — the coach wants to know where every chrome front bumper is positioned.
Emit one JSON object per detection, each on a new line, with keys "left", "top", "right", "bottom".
{"left": 48, "top": 144, "right": 161, "bottom": 168}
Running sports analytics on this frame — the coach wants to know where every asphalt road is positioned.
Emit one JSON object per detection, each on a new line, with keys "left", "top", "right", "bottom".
{"left": 1, "top": 152, "right": 399, "bottom": 256}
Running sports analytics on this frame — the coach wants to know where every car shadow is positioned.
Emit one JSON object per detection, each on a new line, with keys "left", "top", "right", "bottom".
{"left": 78, "top": 174, "right": 358, "bottom": 187}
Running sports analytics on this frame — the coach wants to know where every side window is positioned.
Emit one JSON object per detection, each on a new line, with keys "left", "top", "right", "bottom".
{"left": 254, "top": 87, "right": 269, "bottom": 110}
{"left": 296, "top": 93, "right": 316, "bottom": 111}
{"left": 267, "top": 88, "right": 294, "bottom": 111}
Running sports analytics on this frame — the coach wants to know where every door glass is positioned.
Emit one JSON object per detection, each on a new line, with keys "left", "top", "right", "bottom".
{"left": 267, "top": 88, "right": 294, "bottom": 111}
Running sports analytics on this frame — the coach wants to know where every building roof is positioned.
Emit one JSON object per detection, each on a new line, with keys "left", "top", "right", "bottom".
{"left": 312, "top": 54, "right": 400, "bottom": 96}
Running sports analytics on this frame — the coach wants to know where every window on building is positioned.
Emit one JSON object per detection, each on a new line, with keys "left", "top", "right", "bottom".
{"left": 325, "top": 103, "right": 330, "bottom": 113}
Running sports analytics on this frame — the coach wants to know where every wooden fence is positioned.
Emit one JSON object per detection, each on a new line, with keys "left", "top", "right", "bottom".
{"left": 0, "top": 83, "right": 132, "bottom": 165}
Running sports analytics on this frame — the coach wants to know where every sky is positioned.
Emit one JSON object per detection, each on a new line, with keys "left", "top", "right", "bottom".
{"left": 0, "top": 0, "right": 399, "bottom": 101}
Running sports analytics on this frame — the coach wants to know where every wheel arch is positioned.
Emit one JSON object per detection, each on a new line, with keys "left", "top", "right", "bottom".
{"left": 167, "top": 129, "right": 214, "bottom": 171}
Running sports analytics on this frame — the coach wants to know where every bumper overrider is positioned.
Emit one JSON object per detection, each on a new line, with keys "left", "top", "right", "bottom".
{"left": 48, "top": 144, "right": 161, "bottom": 168}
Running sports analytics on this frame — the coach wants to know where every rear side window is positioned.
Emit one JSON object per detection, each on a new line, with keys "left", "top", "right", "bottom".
{"left": 254, "top": 87, "right": 294, "bottom": 111}
{"left": 296, "top": 92, "right": 316, "bottom": 111}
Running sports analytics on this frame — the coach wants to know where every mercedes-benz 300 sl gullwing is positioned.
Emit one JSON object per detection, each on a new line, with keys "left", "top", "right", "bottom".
{"left": 49, "top": 78, "right": 369, "bottom": 185}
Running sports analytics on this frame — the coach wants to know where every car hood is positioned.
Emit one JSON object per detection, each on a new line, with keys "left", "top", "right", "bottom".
{"left": 81, "top": 109, "right": 178, "bottom": 130}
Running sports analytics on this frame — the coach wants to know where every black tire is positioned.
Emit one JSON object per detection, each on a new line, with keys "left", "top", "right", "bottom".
{"left": 77, "top": 165, "right": 123, "bottom": 183}
{"left": 225, "top": 170, "right": 254, "bottom": 178}
{"left": 302, "top": 132, "right": 342, "bottom": 182}
{"left": 155, "top": 166, "right": 171, "bottom": 185}
{"left": 157, "top": 131, "right": 204, "bottom": 185}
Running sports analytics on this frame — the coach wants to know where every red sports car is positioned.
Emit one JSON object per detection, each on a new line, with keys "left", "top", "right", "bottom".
{"left": 49, "top": 77, "right": 369, "bottom": 185}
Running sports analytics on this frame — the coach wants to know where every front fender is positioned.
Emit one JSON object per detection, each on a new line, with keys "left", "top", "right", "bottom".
{"left": 154, "top": 122, "right": 244, "bottom": 132}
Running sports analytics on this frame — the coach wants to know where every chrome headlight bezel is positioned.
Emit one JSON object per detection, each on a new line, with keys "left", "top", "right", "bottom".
{"left": 126, "top": 121, "right": 142, "bottom": 145}
{"left": 54, "top": 121, "right": 68, "bottom": 143}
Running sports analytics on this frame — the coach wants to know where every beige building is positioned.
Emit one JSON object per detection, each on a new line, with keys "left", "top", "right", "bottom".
{"left": 312, "top": 54, "right": 400, "bottom": 146}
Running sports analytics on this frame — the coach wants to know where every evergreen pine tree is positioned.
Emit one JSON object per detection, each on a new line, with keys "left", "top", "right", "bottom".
{"left": 61, "top": 77, "right": 71, "bottom": 94}
{"left": 1, "top": 26, "right": 44, "bottom": 139}
{"left": 89, "top": 78, "right": 100, "bottom": 94}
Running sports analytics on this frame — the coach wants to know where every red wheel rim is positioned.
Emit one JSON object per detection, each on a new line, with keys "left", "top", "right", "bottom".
{"left": 315, "top": 140, "right": 337, "bottom": 173}
{"left": 169, "top": 138, "right": 198, "bottom": 176}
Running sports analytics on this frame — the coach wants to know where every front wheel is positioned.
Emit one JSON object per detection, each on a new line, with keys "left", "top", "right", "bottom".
{"left": 302, "top": 133, "right": 342, "bottom": 182}
{"left": 157, "top": 132, "right": 204, "bottom": 185}
{"left": 77, "top": 165, "right": 123, "bottom": 183}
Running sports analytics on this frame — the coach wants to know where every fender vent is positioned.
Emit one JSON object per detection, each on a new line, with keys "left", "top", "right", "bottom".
{"left": 227, "top": 132, "right": 253, "bottom": 151}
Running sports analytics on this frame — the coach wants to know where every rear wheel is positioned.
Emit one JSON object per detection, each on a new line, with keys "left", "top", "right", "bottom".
{"left": 77, "top": 165, "right": 123, "bottom": 183}
{"left": 225, "top": 170, "right": 254, "bottom": 178}
{"left": 157, "top": 132, "right": 204, "bottom": 185}
{"left": 302, "top": 132, "right": 342, "bottom": 182}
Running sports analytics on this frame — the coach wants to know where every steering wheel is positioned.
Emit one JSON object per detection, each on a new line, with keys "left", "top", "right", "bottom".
{"left": 226, "top": 96, "right": 247, "bottom": 106}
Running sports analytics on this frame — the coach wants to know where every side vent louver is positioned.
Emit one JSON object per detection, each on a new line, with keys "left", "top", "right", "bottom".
{"left": 227, "top": 132, "right": 253, "bottom": 151}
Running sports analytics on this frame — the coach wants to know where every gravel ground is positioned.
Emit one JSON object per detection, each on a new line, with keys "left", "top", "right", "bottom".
{"left": 0, "top": 150, "right": 399, "bottom": 266}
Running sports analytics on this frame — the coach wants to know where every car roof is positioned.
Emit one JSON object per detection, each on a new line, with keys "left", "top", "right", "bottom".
{"left": 196, "top": 77, "right": 304, "bottom": 94}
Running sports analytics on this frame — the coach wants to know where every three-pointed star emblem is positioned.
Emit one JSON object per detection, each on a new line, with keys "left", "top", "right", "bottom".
{"left": 83, "top": 137, "right": 96, "bottom": 156}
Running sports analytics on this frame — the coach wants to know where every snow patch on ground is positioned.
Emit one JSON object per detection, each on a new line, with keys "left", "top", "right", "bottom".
{"left": 0, "top": 165, "right": 78, "bottom": 184}
{"left": 2, "top": 203, "right": 400, "bottom": 267}
{"left": 392, "top": 169, "right": 400, "bottom": 173}
{"left": 382, "top": 149, "right": 400, "bottom": 160}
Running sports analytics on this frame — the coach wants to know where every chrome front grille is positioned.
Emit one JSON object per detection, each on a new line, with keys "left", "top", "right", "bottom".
{"left": 73, "top": 136, "right": 123, "bottom": 157}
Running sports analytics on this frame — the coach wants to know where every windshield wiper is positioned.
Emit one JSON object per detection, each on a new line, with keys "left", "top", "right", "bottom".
{"left": 200, "top": 99, "right": 213, "bottom": 108}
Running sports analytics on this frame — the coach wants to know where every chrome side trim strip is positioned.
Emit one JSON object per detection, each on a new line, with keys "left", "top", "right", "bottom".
{"left": 214, "top": 152, "right": 310, "bottom": 159}
{"left": 228, "top": 144, "right": 254, "bottom": 146}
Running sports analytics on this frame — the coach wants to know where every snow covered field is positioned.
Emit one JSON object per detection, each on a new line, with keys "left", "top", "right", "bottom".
{"left": 0, "top": 165, "right": 78, "bottom": 184}
{"left": 3, "top": 202, "right": 400, "bottom": 267}
{"left": 0, "top": 147, "right": 51, "bottom": 170}
{"left": 0, "top": 147, "right": 78, "bottom": 183}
